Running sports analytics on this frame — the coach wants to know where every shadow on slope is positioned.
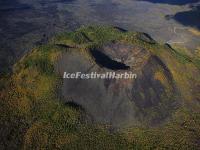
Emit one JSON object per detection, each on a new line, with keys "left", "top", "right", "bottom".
{"left": 137, "top": 0, "right": 199, "bottom": 5}
{"left": 171, "top": 5, "right": 200, "bottom": 30}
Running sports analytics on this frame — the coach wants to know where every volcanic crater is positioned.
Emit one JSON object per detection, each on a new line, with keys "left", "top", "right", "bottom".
{"left": 56, "top": 40, "right": 180, "bottom": 127}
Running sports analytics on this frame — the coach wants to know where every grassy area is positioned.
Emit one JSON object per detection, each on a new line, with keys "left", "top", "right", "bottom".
{"left": 0, "top": 26, "right": 200, "bottom": 149}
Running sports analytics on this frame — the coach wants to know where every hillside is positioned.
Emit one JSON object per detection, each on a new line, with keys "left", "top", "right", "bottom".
{"left": 0, "top": 26, "right": 200, "bottom": 149}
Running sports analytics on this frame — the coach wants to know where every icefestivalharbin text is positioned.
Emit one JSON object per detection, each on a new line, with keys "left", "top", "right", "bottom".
{"left": 63, "top": 72, "right": 137, "bottom": 79}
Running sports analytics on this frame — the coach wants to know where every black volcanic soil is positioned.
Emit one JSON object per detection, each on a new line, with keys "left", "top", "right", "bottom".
{"left": 55, "top": 42, "right": 181, "bottom": 127}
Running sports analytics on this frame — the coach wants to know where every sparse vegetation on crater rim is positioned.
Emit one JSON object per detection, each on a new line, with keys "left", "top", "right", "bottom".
{"left": 0, "top": 26, "right": 200, "bottom": 149}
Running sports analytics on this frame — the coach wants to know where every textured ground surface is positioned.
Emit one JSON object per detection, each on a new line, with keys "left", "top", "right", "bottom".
{"left": 0, "top": 0, "right": 200, "bottom": 73}
{"left": 1, "top": 26, "right": 200, "bottom": 149}
{"left": 56, "top": 41, "right": 180, "bottom": 127}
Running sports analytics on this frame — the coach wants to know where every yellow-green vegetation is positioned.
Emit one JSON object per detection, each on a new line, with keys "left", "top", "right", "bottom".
{"left": 0, "top": 26, "right": 200, "bottom": 149}
{"left": 189, "top": 28, "right": 200, "bottom": 36}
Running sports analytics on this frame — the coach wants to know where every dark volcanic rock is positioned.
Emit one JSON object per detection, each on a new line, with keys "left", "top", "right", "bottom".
{"left": 137, "top": 33, "right": 156, "bottom": 44}
{"left": 55, "top": 42, "right": 180, "bottom": 128}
